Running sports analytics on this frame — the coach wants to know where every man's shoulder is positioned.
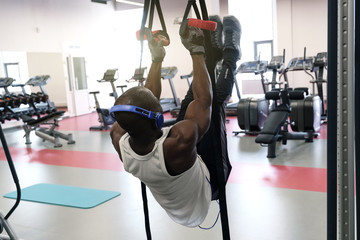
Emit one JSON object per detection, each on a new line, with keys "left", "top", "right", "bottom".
{"left": 166, "top": 120, "right": 197, "bottom": 140}
{"left": 164, "top": 121, "right": 197, "bottom": 151}
{"left": 163, "top": 121, "right": 198, "bottom": 175}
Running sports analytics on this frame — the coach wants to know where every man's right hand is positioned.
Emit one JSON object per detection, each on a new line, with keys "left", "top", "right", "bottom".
{"left": 146, "top": 28, "right": 167, "bottom": 63}
{"left": 179, "top": 19, "right": 205, "bottom": 55}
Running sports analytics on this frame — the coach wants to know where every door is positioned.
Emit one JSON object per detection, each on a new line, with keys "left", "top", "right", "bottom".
{"left": 65, "top": 55, "right": 91, "bottom": 116}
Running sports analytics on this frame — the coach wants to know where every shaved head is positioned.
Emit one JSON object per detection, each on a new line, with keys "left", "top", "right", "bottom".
{"left": 115, "top": 86, "right": 162, "bottom": 113}
{"left": 113, "top": 86, "right": 163, "bottom": 137}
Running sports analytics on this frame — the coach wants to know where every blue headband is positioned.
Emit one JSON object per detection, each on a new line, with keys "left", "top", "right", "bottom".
{"left": 110, "top": 105, "right": 164, "bottom": 129}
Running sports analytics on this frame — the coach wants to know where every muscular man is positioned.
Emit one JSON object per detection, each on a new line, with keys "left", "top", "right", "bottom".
{"left": 110, "top": 15, "right": 241, "bottom": 227}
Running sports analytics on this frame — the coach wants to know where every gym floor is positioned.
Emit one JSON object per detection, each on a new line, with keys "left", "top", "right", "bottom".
{"left": 0, "top": 112, "right": 327, "bottom": 240}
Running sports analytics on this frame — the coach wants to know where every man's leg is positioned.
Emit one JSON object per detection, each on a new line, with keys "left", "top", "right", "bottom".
{"left": 216, "top": 16, "right": 241, "bottom": 104}
{"left": 197, "top": 15, "right": 241, "bottom": 200}
{"left": 176, "top": 16, "right": 241, "bottom": 199}
{"left": 176, "top": 84, "right": 194, "bottom": 122}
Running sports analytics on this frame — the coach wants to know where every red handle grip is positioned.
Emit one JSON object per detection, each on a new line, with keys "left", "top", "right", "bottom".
{"left": 136, "top": 29, "right": 170, "bottom": 46}
{"left": 188, "top": 18, "right": 217, "bottom": 31}
{"left": 136, "top": 29, "right": 150, "bottom": 40}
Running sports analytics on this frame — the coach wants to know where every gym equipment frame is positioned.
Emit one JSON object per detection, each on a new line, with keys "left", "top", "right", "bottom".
{"left": 327, "top": 0, "right": 358, "bottom": 239}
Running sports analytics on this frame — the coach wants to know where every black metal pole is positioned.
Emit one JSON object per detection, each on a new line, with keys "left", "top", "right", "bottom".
{"left": 0, "top": 124, "right": 21, "bottom": 220}
{"left": 326, "top": 0, "right": 337, "bottom": 239}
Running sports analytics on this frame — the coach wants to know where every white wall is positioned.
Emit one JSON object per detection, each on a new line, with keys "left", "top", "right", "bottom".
{"left": 0, "top": 0, "right": 327, "bottom": 108}
{"left": 0, "top": 0, "right": 132, "bottom": 108}
{"left": 276, "top": 0, "right": 327, "bottom": 92}
{"left": 228, "top": 0, "right": 327, "bottom": 97}
{"left": 26, "top": 52, "right": 66, "bottom": 106}
{"left": 0, "top": 0, "right": 222, "bottom": 108}
{"left": 228, "top": 0, "right": 275, "bottom": 98}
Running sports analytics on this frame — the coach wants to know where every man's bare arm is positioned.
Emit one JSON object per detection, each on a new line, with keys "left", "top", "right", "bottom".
{"left": 144, "top": 61, "right": 162, "bottom": 100}
{"left": 144, "top": 31, "right": 166, "bottom": 100}
{"left": 163, "top": 54, "right": 212, "bottom": 175}
{"left": 183, "top": 54, "right": 213, "bottom": 141}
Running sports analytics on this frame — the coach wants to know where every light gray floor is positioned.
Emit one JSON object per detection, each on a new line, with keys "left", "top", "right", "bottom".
{"left": 0, "top": 123, "right": 327, "bottom": 240}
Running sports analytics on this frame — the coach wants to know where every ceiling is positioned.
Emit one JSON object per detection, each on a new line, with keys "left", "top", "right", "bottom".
{"left": 114, "top": 0, "right": 144, "bottom": 11}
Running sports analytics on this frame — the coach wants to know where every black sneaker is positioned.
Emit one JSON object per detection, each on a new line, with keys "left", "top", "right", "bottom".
{"left": 209, "top": 15, "right": 223, "bottom": 62}
{"left": 223, "top": 16, "right": 241, "bottom": 55}
{"left": 209, "top": 15, "right": 223, "bottom": 50}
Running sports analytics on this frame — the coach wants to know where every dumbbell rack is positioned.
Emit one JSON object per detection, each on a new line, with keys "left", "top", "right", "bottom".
{"left": 0, "top": 77, "right": 75, "bottom": 147}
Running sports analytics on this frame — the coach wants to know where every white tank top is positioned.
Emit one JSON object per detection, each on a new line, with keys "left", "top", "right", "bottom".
{"left": 120, "top": 126, "right": 212, "bottom": 227}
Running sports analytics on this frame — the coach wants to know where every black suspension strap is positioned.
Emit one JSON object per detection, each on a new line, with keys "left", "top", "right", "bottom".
{"left": 139, "top": 2, "right": 152, "bottom": 236}
{"left": 138, "top": 0, "right": 150, "bottom": 72}
{"left": 182, "top": 1, "right": 231, "bottom": 239}
{"left": 141, "top": 182, "right": 152, "bottom": 240}
{"left": 139, "top": 1, "right": 168, "bottom": 238}
{"left": 183, "top": 0, "right": 202, "bottom": 20}
{"left": 138, "top": 0, "right": 168, "bottom": 73}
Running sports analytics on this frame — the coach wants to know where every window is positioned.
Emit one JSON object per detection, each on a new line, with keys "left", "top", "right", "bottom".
{"left": 254, "top": 40, "right": 273, "bottom": 61}
{"left": 229, "top": 0, "right": 275, "bottom": 61}
{"left": 4, "top": 63, "right": 21, "bottom": 82}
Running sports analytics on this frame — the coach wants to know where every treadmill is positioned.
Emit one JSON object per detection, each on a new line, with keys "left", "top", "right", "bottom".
{"left": 160, "top": 66, "right": 180, "bottom": 112}
{"left": 226, "top": 60, "right": 268, "bottom": 116}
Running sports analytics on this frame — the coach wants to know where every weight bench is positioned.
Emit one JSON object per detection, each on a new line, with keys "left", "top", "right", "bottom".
{"left": 255, "top": 105, "right": 290, "bottom": 158}
{"left": 255, "top": 89, "right": 317, "bottom": 158}
{"left": 21, "top": 111, "right": 75, "bottom": 148}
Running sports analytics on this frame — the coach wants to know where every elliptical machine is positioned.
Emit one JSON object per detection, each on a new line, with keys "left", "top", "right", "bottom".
{"left": 89, "top": 69, "right": 126, "bottom": 131}
{"left": 233, "top": 53, "right": 285, "bottom": 135}
{"left": 233, "top": 60, "right": 269, "bottom": 135}
{"left": 310, "top": 52, "right": 328, "bottom": 122}
{"left": 263, "top": 52, "right": 287, "bottom": 92}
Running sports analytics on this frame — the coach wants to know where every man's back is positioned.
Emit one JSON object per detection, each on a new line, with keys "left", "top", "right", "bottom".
{"left": 119, "top": 126, "right": 212, "bottom": 227}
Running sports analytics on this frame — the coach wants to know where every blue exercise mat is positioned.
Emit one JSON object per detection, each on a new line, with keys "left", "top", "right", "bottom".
{"left": 4, "top": 183, "right": 121, "bottom": 209}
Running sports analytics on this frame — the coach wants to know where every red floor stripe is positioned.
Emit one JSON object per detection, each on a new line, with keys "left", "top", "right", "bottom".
{"left": 58, "top": 113, "right": 103, "bottom": 131}
{"left": 0, "top": 147, "right": 124, "bottom": 172}
{"left": 228, "top": 162, "right": 327, "bottom": 192}
{"left": 1, "top": 147, "right": 326, "bottom": 192}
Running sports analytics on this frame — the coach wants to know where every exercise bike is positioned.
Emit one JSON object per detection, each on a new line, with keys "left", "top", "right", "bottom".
{"left": 126, "top": 67, "right": 147, "bottom": 87}
{"left": 131, "top": 66, "right": 180, "bottom": 113}
{"left": 89, "top": 69, "right": 127, "bottom": 131}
